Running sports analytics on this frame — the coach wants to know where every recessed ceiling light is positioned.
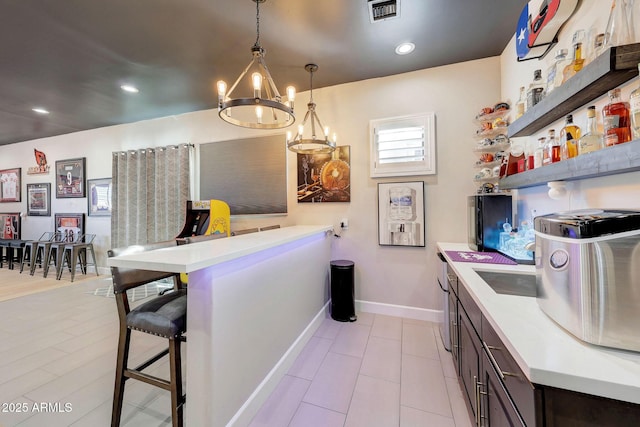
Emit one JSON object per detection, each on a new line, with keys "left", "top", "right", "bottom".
{"left": 32, "top": 108, "right": 49, "bottom": 114}
{"left": 120, "top": 84, "right": 139, "bottom": 93}
{"left": 395, "top": 42, "right": 415, "bottom": 55}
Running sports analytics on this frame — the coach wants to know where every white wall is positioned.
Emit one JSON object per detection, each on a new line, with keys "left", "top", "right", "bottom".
{"left": 500, "top": 1, "right": 640, "bottom": 223}
{"left": 0, "top": 56, "right": 501, "bottom": 312}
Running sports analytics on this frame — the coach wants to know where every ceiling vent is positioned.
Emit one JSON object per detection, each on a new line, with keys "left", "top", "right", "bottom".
{"left": 368, "top": 0, "right": 400, "bottom": 23}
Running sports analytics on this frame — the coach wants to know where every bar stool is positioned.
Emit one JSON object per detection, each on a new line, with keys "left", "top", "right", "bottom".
{"left": 44, "top": 232, "right": 81, "bottom": 278}
{"left": 58, "top": 234, "right": 98, "bottom": 281}
{"left": 31, "top": 232, "right": 63, "bottom": 276}
{"left": 108, "top": 240, "right": 186, "bottom": 427}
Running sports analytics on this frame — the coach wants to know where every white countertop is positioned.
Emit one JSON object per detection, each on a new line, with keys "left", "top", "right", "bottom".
{"left": 438, "top": 242, "right": 640, "bottom": 405}
{"left": 107, "top": 225, "right": 333, "bottom": 273}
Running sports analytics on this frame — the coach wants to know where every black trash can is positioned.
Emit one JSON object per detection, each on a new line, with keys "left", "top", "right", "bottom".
{"left": 330, "top": 260, "right": 357, "bottom": 322}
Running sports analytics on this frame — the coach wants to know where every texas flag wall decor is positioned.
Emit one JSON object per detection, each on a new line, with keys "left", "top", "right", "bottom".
{"left": 516, "top": 0, "right": 579, "bottom": 61}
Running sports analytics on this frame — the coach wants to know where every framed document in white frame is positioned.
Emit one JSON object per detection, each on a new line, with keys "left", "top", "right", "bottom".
{"left": 377, "top": 181, "right": 425, "bottom": 247}
{"left": 87, "top": 178, "right": 112, "bottom": 216}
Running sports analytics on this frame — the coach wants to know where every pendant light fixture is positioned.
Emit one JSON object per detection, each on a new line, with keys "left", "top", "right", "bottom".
{"left": 286, "top": 64, "right": 336, "bottom": 154}
{"left": 216, "top": 0, "right": 295, "bottom": 129}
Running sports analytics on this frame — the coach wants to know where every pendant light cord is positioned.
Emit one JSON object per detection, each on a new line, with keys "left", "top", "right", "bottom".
{"left": 254, "top": 0, "right": 261, "bottom": 48}
{"left": 309, "top": 68, "right": 314, "bottom": 103}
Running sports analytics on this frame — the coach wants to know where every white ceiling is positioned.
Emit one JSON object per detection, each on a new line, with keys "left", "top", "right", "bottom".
{"left": 0, "top": 0, "right": 528, "bottom": 146}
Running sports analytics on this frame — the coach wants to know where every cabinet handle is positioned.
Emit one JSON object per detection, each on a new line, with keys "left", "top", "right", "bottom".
{"left": 474, "top": 375, "right": 480, "bottom": 427}
{"left": 484, "top": 343, "right": 519, "bottom": 380}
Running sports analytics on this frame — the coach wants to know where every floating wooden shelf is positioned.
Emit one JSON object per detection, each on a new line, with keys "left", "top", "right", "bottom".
{"left": 508, "top": 43, "right": 640, "bottom": 138}
{"left": 499, "top": 140, "right": 640, "bottom": 189}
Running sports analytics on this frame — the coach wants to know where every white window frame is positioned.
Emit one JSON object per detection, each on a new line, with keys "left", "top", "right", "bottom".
{"left": 370, "top": 112, "right": 436, "bottom": 178}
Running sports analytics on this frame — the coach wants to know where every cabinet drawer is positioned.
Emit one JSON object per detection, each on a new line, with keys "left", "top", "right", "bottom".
{"left": 446, "top": 263, "right": 458, "bottom": 296}
{"left": 482, "top": 316, "right": 537, "bottom": 427}
{"left": 458, "top": 283, "right": 481, "bottom": 336}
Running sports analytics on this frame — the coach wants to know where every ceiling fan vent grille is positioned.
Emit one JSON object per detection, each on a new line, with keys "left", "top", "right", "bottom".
{"left": 368, "top": 0, "right": 399, "bottom": 23}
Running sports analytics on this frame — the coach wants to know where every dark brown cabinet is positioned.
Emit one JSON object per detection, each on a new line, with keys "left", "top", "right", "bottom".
{"left": 444, "top": 260, "right": 640, "bottom": 426}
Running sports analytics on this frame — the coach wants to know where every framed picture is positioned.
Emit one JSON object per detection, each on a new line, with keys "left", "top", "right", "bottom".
{"left": 297, "top": 146, "right": 351, "bottom": 203}
{"left": 87, "top": 178, "right": 112, "bottom": 216}
{"left": 55, "top": 158, "right": 86, "bottom": 198}
{"left": 54, "top": 213, "right": 85, "bottom": 242}
{"left": 0, "top": 212, "right": 21, "bottom": 239}
{"left": 0, "top": 168, "right": 21, "bottom": 203}
{"left": 377, "top": 181, "right": 425, "bottom": 247}
{"left": 27, "top": 183, "right": 51, "bottom": 216}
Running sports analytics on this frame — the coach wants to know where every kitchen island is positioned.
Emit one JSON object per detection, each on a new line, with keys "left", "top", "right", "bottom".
{"left": 439, "top": 242, "right": 640, "bottom": 425}
{"left": 108, "top": 225, "right": 333, "bottom": 426}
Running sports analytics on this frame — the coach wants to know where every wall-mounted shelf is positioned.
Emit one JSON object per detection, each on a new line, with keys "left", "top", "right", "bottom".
{"left": 508, "top": 43, "right": 640, "bottom": 138}
{"left": 499, "top": 140, "right": 640, "bottom": 189}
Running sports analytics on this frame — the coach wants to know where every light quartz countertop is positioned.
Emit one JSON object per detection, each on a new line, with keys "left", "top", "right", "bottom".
{"left": 107, "top": 225, "right": 333, "bottom": 273}
{"left": 438, "top": 242, "right": 640, "bottom": 405}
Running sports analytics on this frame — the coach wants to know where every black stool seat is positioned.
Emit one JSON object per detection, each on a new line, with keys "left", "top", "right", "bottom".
{"left": 127, "top": 290, "right": 187, "bottom": 338}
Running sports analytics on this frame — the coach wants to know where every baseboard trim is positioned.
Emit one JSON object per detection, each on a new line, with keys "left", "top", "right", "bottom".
{"left": 227, "top": 301, "right": 330, "bottom": 427}
{"left": 356, "top": 299, "right": 443, "bottom": 323}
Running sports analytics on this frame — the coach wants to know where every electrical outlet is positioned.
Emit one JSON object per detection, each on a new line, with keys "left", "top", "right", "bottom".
{"left": 341, "top": 218, "right": 349, "bottom": 229}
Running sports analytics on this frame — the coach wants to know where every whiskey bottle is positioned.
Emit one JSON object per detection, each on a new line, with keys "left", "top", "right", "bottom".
{"left": 546, "top": 49, "right": 570, "bottom": 95}
{"left": 630, "top": 64, "right": 640, "bottom": 140}
{"left": 560, "top": 114, "right": 581, "bottom": 160}
{"left": 603, "top": 88, "right": 631, "bottom": 146}
{"left": 562, "top": 42, "right": 584, "bottom": 84}
{"left": 515, "top": 86, "right": 526, "bottom": 118}
{"left": 548, "top": 129, "right": 561, "bottom": 163}
{"left": 579, "top": 106, "right": 604, "bottom": 155}
{"left": 526, "top": 69, "right": 545, "bottom": 110}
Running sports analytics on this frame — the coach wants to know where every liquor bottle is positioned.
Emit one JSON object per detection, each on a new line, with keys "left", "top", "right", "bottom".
{"left": 515, "top": 86, "right": 526, "bottom": 119}
{"left": 547, "top": 129, "right": 561, "bottom": 163}
{"left": 534, "top": 137, "right": 545, "bottom": 168}
{"left": 562, "top": 42, "right": 584, "bottom": 84}
{"left": 560, "top": 114, "right": 581, "bottom": 160}
{"left": 526, "top": 70, "right": 545, "bottom": 110}
{"left": 579, "top": 106, "right": 604, "bottom": 155}
{"left": 603, "top": 0, "right": 633, "bottom": 49}
{"left": 603, "top": 88, "right": 631, "bottom": 146}
{"left": 546, "top": 49, "right": 570, "bottom": 95}
{"left": 630, "top": 64, "right": 640, "bottom": 139}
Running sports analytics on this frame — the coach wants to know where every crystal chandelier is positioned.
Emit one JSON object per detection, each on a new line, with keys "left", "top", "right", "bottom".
{"left": 216, "top": 0, "right": 295, "bottom": 129}
{"left": 286, "top": 64, "right": 336, "bottom": 154}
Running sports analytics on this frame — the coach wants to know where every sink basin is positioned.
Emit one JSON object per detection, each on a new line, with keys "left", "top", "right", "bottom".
{"left": 475, "top": 270, "right": 537, "bottom": 297}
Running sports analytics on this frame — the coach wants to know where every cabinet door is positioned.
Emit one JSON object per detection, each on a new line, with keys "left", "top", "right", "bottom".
{"left": 449, "top": 289, "right": 460, "bottom": 374}
{"left": 482, "top": 350, "right": 525, "bottom": 427}
{"left": 459, "top": 308, "right": 482, "bottom": 424}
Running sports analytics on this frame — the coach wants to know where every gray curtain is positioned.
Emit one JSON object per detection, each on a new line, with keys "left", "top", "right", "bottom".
{"left": 111, "top": 144, "right": 191, "bottom": 248}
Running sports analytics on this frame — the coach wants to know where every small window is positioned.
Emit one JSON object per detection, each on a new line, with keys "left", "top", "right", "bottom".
{"left": 370, "top": 113, "right": 436, "bottom": 178}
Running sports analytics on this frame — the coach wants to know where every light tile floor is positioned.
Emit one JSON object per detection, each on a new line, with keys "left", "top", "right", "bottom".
{"left": 0, "top": 274, "right": 472, "bottom": 427}
{"left": 249, "top": 313, "right": 473, "bottom": 427}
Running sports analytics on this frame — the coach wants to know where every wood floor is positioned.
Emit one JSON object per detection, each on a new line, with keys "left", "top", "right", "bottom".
{"left": 0, "top": 264, "right": 98, "bottom": 302}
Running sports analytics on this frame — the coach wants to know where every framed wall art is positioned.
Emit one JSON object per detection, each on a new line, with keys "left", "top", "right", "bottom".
{"left": 297, "top": 146, "right": 351, "bottom": 203}
{"left": 0, "top": 168, "right": 21, "bottom": 203}
{"left": 54, "top": 213, "right": 85, "bottom": 242}
{"left": 27, "top": 183, "right": 51, "bottom": 216}
{"left": 0, "top": 212, "right": 21, "bottom": 239}
{"left": 87, "top": 178, "right": 112, "bottom": 216}
{"left": 55, "top": 158, "right": 86, "bottom": 198}
{"left": 377, "top": 181, "right": 425, "bottom": 247}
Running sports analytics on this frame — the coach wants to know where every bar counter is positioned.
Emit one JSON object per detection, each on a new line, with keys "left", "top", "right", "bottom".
{"left": 108, "top": 225, "right": 333, "bottom": 426}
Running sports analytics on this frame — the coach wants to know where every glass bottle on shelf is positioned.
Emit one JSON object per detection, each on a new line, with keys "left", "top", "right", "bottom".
{"left": 603, "top": 0, "right": 633, "bottom": 49}
{"left": 515, "top": 86, "right": 526, "bottom": 119}
{"left": 526, "top": 69, "right": 545, "bottom": 110}
{"left": 630, "top": 63, "right": 640, "bottom": 139}
{"left": 547, "top": 129, "right": 561, "bottom": 163}
{"left": 579, "top": 106, "right": 604, "bottom": 155}
{"left": 546, "top": 49, "right": 570, "bottom": 95}
{"left": 603, "top": 88, "right": 631, "bottom": 146}
{"left": 560, "top": 114, "right": 581, "bottom": 160}
{"left": 562, "top": 41, "right": 585, "bottom": 84}
{"left": 534, "top": 137, "right": 545, "bottom": 168}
